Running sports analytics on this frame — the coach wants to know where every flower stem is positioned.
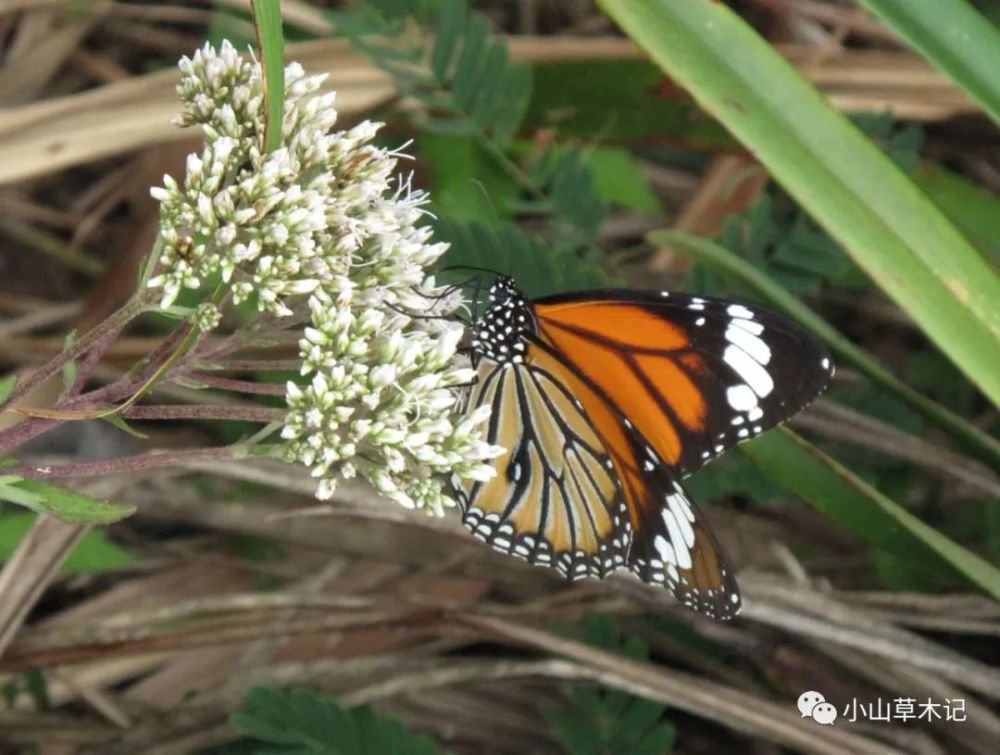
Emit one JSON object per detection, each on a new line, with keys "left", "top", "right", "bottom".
{"left": 3, "top": 446, "right": 264, "bottom": 480}
{"left": 122, "top": 405, "right": 286, "bottom": 423}
{"left": 174, "top": 373, "right": 287, "bottom": 396}
{"left": 0, "top": 291, "right": 153, "bottom": 412}
{"left": 0, "top": 319, "right": 190, "bottom": 455}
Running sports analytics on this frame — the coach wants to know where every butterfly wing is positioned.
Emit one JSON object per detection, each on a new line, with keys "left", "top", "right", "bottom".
{"left": 532, "top": 289, "right": 833, "bottom": 477}
{"left": 458, "top": 340, "right": 742, "bottom": 618}
{"left": 458, "top": 354, "right": 632, "bottom": 579}
{"left": 458, "top": 284, "right": 831, "bottom": 620}
{"left": 614, "top": 417, "right": 742, "bottom": 619}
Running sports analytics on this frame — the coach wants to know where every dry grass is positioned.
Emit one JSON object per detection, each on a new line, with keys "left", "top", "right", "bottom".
{"left": 0, "top": 2, "right": 996, "bottom": 754}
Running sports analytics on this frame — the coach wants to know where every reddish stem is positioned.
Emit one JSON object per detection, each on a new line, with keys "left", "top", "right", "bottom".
{"left": 0, "top": 321, "right": 193, "bottom": 455}
{"left": 3, "top": 446, "right": 259, "bottom": 480}
{"left": 0, "top": 292, "right": 150, "bottom": 411}
{"left": 196, "top": 358, "right": 302, "bottom": 371}
{"left": 176, "top": 372, "right": 287, "bottom": 396}
{"left": 122, "top": 404, "right": 286, "bottom": 422}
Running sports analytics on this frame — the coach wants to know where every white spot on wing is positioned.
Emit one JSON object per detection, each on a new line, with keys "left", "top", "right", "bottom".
{"left": 726, "top": 324, "right": 771, "bottom": 365}
{"left": 726, "top": 384, "right": 758, "bottom": 412}
{"left": 731, "top": 317, "right": 764, "bottom": 336}
{"left": 724, "top": 345, "right": 774, "bottom": 397}
{"left": 669, "top": 492, "right": 695, "bottom": 523}
{"left": 727, "top": 304, "right": 754, "bottom": 319}
{"left": 654, "top": 534, "right": 677, "bottom": 565}
{"left": 668, "top": 501, "right": 695, "bottom": 546}
{"left": 660, "top": 511, "right": 692, "bottom": 569}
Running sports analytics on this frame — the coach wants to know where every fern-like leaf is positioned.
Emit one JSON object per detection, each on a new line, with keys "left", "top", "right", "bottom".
{"left": 526, "top": 147, "right": 606, "bottom": 247}
{"left": 231, "top": 686, "right": 439, "bottom": 755}
{"left": 543, "top": 618, "right": 677, "bottom": 755}
{"left": 434, "top": 219, "right": 614, "bottom": 298}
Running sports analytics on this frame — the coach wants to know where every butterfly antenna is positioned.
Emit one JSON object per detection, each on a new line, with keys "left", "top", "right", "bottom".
{"left": 470, "top": 178, "right": 502, "bottom": 223}
{"left": 384, "top": 300, "right": 473, "bottom": 327}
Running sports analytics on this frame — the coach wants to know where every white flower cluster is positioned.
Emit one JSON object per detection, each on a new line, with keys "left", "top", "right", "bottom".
{"left": 148, "top": 41, "right": 501, "bottom": 513}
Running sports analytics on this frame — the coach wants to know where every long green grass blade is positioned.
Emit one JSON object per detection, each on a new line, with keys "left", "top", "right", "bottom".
{"left": 742, "top": 429, "right": 1000, "bottom": 600}
{"left": 252, "top": 0, "right": 285, "bottom": 154}
{"left": 599, "top": 0, "right": 1000, "bottom": 407}
{"left": 856, "top": 0, "right": 1000, "bottom": 125}
{"left": 915, "top": 161, "right": 1000, "bottom": 267}
{"left": 651, "top": 229, "right": 1000, "bottom": 467}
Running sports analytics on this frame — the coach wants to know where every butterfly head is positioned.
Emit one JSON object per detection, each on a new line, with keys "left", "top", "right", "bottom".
{"left": 471, "top": 276, "right": 533, "bottom": 364}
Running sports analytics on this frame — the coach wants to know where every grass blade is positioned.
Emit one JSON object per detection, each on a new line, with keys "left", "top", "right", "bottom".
{"left": 599, "top": 0, "right": 1000, "bottom": 406}
{"left": 914, "top": 161, "right": 1000, "bottom": 266}
{"left": 252, "top": 0, "right": 285, "bottom": 154}
{"left": 742, "top": 428, "right": 1000, "bottom": 600}
{"left": 857, "top": 0, "right": 1000, "bottom": 125}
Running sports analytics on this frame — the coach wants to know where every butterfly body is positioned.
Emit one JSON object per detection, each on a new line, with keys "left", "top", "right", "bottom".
{"left": 457, "top": 276, "right": 833, "bottom": 620}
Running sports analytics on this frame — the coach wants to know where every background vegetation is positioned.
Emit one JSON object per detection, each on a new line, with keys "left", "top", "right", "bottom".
{"left": 0, "top": 1, "right": 998, "bottom": 753}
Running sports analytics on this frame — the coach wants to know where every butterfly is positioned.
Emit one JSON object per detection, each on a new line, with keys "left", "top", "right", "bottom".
{"left": 454, "top": 275, "right": 833, "bottom": 620}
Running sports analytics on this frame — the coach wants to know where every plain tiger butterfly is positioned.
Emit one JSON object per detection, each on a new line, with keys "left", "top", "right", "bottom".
{"left": 455, "top": 276, "right": 833, "bottom": 620}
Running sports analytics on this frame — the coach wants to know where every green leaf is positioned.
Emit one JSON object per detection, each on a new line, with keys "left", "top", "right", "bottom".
{"left": 435, "top": 220, "right": 614, "bottom": 299}
{"left": 630, "top": 722, "right": 677, "bottom": 755}
{"left": 0, "top": 513, "right": 134, "bottom": 574}
{"left": 492, "top": 63, "right": 532, "bottom": 146}
{"left": 0, "top": 478, "right": 135, "bottom": 524}
{"left": 101, "top": 413, "right": 149, "bottom": 439}
{"left": 23, "top": 669, "right": 50, "bottom": 712}
{"left": 872, "top": 548, "right": 958, "bottom": 593}
{"left": 545, "top": 618, "right": 674, "bottom": 755}
{"left": 207, "top": 4, "right": 255, "bottom": 50}
{"left": 600, "top": 0, "right": 1000, "bottom": 407}
{"left": 231, "top": 686, "right": 439, "bottom": 754}
{"left": 856, "top": 0, "right": 1000, "bottom": 125}
{"left": 431, "top": 0, "right": 464, "bottom": 80}
{"left": 651, "top": 229, "right": 1000, "bottom": 468}
{"left": 0, "top": 374, "right": 17, "bottom": 406}
{"left": 741, "top": 428, "right": 1000, "bottom": 600}
{"left": 420, "top": 134, "right": 517, "bottom": 222}
{"left": 914, "top": 161, "right": 1000, "bottom": 266}
{"left": 526, "top": 60, "right": 730, "bottom": 145}
{"left": 470, "top": 42, "right": 510, "bottom": 123}
{"left": 252, "top": 0, "right": 285, "bottom": 154}
{"left": 450, "top": 14, "right": 489, "bottom": 108}
{"left": 529, "top": 147, "right": 606, "bottom": 247}
{"left": 546, "top": 707, "right": 603, "bottom": 755}
{"left": 584, "top": 147, "right": 665, "bottom": 217}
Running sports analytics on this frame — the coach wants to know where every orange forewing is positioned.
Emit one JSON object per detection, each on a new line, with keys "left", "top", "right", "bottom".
{"left": 535, "top": 300, "right": 710, "bottom": 466}
{"left": 633, "top": 353, "right": 705, "bottom": 431}
{"left": 535, "top": 301, "right": 687, "bottom": 349}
